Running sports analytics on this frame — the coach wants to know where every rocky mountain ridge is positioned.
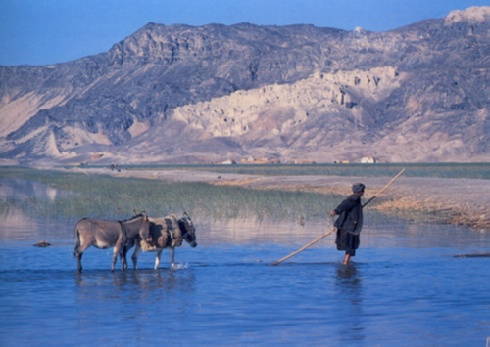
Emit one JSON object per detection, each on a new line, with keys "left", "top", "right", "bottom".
{"left": 0, "top": 6, "right": 489, "bottom": 165}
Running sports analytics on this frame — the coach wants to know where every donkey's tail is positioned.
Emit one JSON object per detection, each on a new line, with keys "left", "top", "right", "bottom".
{"left": 73, "top": 224, "right": 80, "bottom": 257}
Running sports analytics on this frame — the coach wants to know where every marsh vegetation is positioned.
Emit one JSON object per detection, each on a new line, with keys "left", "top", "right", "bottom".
{"left": 0, "top": 163, "right": 488, "bottom": 229}
{"left": 0, "top": 166, "right": 339, "bottom": 223}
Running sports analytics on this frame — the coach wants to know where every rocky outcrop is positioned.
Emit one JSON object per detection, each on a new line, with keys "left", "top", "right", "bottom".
{"left": 445, "top": 6, "right": 490, "bottom": 24}
{"left": 0, "top": 7, "right": 489, "bottom": 164}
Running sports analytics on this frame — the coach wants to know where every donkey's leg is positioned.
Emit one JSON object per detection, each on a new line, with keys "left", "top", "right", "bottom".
{"left": 120, "top": 243, "right": 130, "bottom": 271}
{"left": 154, "top": 249, "right": 163, "bottom": 270}
{"left": 74, "top": 242, "right": 91, "bottom": 273}
{"left": 75, "top": 252, "right": 83, "bottom": 273}
{"left": 113, "top": 241, "right": 124, "bottom": 272}
{"left": 170, "top": 247, "right": 175, "bottom": 269}
{"left": 131, "top": 242, "right": 142, "bottom": 270}
{"left": 113, "top": 234, "right": 129, "bottom": 272}
{"left": 121, "top": 247, "right": 128, "bottom": 271}
{"left": 111, "top": 247, "right": 119, "bottom": 272}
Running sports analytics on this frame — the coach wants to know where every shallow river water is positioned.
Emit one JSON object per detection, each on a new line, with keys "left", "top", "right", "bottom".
{"left": 0, "top": 181, "right": 489, "bottom": 346}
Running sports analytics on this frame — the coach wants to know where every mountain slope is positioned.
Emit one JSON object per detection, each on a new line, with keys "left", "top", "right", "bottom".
{"left": 0, "top": 7, "right": 489, "bottom": 164}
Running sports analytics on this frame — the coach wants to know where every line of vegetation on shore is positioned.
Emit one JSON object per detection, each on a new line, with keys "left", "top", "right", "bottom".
{"left": 111, "top": 162, "right": 490, "bottom": 179}
{"left": 0, "top": 163, "right": 488, "bottom": 230}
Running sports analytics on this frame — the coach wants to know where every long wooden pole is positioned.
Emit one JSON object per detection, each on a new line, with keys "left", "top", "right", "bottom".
{"left": 362, "top": 168, "right": 405, "bottom": 208}
{"left": 271, "top": 168, "right": 405, "bottom": 266}
{"left": 270, "top": 227, "right": 337, "bottom": 266}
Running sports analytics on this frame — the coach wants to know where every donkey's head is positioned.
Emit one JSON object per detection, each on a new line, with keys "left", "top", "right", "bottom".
{"left": 178, "top": 212, "right": 197, "bottom": 248}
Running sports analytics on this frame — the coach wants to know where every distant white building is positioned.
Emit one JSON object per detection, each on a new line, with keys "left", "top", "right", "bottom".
{"left": 218, "top": 159, "right": 237, "bottom": 165}
{"left": 361, "top": 155, "right": 376, "bottom": 163}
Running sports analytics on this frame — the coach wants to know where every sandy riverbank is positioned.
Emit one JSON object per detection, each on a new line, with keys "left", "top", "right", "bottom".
{"left": 74, "top": 167, "right": 489, "bottom": 231}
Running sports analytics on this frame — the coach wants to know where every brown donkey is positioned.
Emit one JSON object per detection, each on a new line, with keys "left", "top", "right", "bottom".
{"left": 127, "top": 212, "right": 197, "bottom": 270}
{"left": 74, "top": 212, "right": 150, "bottom": 272}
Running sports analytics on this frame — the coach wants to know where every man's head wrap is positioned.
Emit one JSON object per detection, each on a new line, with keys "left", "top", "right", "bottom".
{"left": 352, "top": 182, "right": 366, "bottom": 193}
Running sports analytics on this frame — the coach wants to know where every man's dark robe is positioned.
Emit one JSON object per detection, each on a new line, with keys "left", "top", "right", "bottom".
{"left": 333, "top": 194, "right": 363, "bottom": 255}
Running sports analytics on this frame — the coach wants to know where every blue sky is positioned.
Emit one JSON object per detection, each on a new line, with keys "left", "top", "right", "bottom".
{"left": 1, "top": 0, "right": 489, "bottom": 66}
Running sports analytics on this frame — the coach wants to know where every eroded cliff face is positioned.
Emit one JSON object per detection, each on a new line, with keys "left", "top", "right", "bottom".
{"left": 445, "top": 6, "right": 490, "bottom": 24}
{"left": 0, "top": 7, "right": 489, "bottom": 164}
{"left": 166, "top": 67, "right": 405, "bottom": 162}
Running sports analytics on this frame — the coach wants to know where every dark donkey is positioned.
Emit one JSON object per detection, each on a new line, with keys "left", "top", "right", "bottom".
{"left": 74, "top": 212, "right": 150, "bottom": 273}
{"left": 127, "top": 212, "right": 197, "bottom": 270}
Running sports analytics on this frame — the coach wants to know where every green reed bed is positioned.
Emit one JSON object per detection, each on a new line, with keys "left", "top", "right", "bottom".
{"left": 3, "top": 163, "right": 486, "bottom": 228}
{"left": 0, "top": 167, "right": 340, "bottom": 222}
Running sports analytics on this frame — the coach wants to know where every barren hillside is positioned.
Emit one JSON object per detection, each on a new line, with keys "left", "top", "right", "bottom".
{"left": 0, "top": 7, "right": 489, "bottom": 165}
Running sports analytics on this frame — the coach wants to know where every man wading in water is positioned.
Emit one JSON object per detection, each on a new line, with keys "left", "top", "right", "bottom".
{"left": 329, "top": 183, "right": 365, "bottom": 265}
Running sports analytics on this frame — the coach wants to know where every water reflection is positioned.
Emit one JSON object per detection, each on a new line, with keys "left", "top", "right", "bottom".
{"left": 0, "top": 211, "right": 75, "bottom": 241}
{"left": 75, "top": 269, "right": 196, "bottom": 299}
{"left": 199, "top": 217, "right": 328, "bottom": 245}
{"left": 0, "top": 208, "right": 34, "bottom": 230}
{"left": 0, "top": 178, "right": 63, "bottom": 201}
{"left": 0, "top": 178, "right": 75, "bottom": 241}
{"left": 1, "top": 178, "right": 490, "bottom": 346}
{"left": 73, "top": 268, "right": 196, "bottom": 340}
{"left": 1, "top": 238, "right": 489, "bottom": 345}
{"left": 334, "top": 263, "right": 365, "bottom": 342}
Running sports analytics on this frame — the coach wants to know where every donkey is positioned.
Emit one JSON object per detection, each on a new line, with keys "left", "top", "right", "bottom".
{"left": 74, "top": 212, "right": 150, "bottom": 273}
{"left": 127, "top": 212, "right": 197, "bottom": 270}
